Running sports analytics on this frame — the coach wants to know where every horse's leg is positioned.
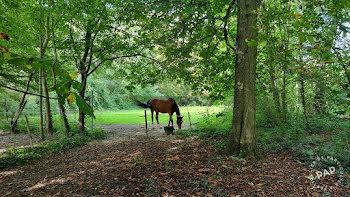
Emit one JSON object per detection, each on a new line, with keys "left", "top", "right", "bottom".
{"left": 151, "top": 109, "right": 154, "bottom": 124}
{"left": 156, "top": 111, "right": 160, "bottom": 124}
{"left": 168, "top": 113, "right": 173, "bottom": 127}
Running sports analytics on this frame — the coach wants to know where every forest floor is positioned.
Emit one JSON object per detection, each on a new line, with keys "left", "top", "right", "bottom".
{"left": 0, "top": 124, "right": 349, "bottom": 196}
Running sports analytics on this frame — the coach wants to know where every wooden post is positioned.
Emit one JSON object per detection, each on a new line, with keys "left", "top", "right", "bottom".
{"left": 144, "top": 110, "right": 148, "bottom": 132}
{"left": 91, "top": 91, "right": 94, "bottom": 131}
{"left": 188, "top": 112, "right": 192, "bottom": 128}
{"left": 25, "top": 115, "right": 33, "bottom": 147}
{"left": 4, "top": 98, "right": 9, "bottom": 121}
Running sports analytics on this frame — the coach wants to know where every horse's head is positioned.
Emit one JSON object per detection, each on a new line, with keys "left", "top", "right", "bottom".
{"left": 177, "top": 116, "right": 183, "bottom": 129}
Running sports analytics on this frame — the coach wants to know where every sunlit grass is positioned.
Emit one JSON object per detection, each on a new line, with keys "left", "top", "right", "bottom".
{"left": 89, "top": 106, "right": 224, "bottom": 125}
{"left": 0, "top": 106, "right": 224, "bottom": 133}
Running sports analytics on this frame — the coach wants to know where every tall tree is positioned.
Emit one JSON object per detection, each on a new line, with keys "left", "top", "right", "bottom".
{"left": 226, "top": 0, "right": 260, "bottom": 158}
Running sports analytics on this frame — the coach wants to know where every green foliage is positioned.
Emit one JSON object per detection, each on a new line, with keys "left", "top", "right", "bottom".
{"left": 0, "top": 129, "right": 107, "bottom": 169}
{"left": 86, "top": 128, "right": 107, "bottom": 140}
{"left": 176, "top": 107, "right": 232, "bottom": 152}
{"left": 179, "top": 106, "right": 350, "bottom": 173}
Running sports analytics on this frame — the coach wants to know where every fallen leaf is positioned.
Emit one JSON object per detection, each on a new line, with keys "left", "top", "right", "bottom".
{"left": 305, "top": 175, "right": 314, "bottom": 180}
{"left": 198, "top": 168, "right": 211, "bottom": 173}
{"left": 256, "top": 182, "right": 264, "bottom": 187}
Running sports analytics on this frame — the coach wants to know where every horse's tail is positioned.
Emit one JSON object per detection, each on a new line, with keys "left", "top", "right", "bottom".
{"left": 136, "top": 100, "right": 151, "bottom": 108}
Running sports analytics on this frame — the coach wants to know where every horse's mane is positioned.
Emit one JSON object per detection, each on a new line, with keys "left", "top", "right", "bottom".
{"left": 170, "top": 98, "right": 180, "bottom": 116}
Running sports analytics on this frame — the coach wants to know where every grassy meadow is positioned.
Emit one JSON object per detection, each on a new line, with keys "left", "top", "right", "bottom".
{"left": 88, "top": 106, "right": 224, "bottom": 126}
{"left": 0, "top": 106, "right": 225, "bottom": 133}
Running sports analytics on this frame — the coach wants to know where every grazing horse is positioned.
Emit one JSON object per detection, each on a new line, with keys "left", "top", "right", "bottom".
{"left": 136, "top": 98, "right": 183, "bottom": 129}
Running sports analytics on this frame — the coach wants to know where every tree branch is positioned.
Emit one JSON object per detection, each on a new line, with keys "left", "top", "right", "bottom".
{"left": 223, "top": 0, "right": 236, "bottom": 52}
{"left": 87, "top": 53, "right": 150, "bottom": 76}
{"left": 0, "top": 84, "right": 58, "bottom": 99}
{"left": 0, "top": 73, "right": 29, "bottom": 78}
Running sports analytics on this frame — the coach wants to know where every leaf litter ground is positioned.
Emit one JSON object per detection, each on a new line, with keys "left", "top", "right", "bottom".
{"left": 0, "top": 124, "right": 349, "bottom": 196}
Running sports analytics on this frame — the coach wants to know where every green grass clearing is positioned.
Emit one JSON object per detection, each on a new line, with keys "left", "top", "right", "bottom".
{"left": 89, "top": 106, "right": 224, "bottom": 125}
{"left": 0, "top": 106, "right": 225, "bottom": 133}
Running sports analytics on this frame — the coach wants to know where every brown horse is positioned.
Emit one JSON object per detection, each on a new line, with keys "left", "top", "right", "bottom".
{"left": 136, "top": 98, "right": 183, "bottom": 129}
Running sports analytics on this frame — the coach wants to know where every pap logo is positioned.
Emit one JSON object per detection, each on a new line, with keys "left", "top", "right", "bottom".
{"left": 309, "top": 155, "right": 345, "bottom": 191}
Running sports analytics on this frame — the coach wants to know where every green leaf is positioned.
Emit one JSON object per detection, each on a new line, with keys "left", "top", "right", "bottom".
{"left": 7, "top": 57, "right": 26, "bottom": 66}
{"left": 259, "top": 41, "right": 267, "bottom": 47}
{"left": 307, "top": 35, "right": 313, "bottom": 42}
{"left": 299, "top": 35, "right": 306, "bottom": 43}
{"left": 75, "top": 93, "right": 95, "bottom": 118}
{"left": 71, "top": 80, "right": 83, "bottom": 91}
{"left": 221, "top": 164, "right": 233, "bottom": 169}
{"left": 245, "top": 39, "right": 258, "bottom": 47}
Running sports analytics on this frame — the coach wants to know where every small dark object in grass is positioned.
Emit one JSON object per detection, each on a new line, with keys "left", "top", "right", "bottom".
{"left": 164, "top": 126, "right": 174, "bottom": 135}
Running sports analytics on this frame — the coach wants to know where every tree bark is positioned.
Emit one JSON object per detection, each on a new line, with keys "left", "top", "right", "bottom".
{"left": 226, "top": 0, "right": 260, "bottom": 159}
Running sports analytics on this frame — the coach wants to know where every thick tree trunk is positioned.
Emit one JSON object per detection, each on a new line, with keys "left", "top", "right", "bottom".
{"left": 226, "top": 0, "right": 260, "bottom": 159}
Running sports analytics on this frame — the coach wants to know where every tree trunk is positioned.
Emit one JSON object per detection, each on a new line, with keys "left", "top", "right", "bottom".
{"left": 50, "top": 17, "right": 71, "bottom": 135}
{"left": 78, "top": 72, "right": 88, "bottom": 134}
{"left": 42, "top": 70, "right": 53, "bottom": 134}
{"left": 314, "top": 80, "right": 326, "bottom": 114}
{"left": 4, "top": 98, "right": 9, "bottom": 121}
{"left": 226, "top": 0, "right": 260, "bottom": 159}
{"left": 300, "top": 73, "right": 308, "bottom": 124}
{"left": 38, "top": 12, "right": 50, "bottom": 139}
{"left": 281, "top": 69, "right": 287, "bottom": 122}
{"left": 268, "top": 66, "right": 282, "bottom": 124}
{"left": 11, "top": 74, "right": 33, "bottom": 133}
{"left": 39, "top": 68, "right": 45, "bottom": 140}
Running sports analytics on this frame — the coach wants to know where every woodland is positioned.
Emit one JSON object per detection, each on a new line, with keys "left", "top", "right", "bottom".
{"left": 0, "top": 0, "right": 350, "bottom": 196}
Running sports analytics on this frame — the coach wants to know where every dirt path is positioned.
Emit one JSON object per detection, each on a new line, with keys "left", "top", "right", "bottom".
{"left": 0, "top": 124, "right": 349, "bottom": 196}
{"left": 95, "top": 123, "right": 188, "bottom": 143}
{"left": 0, "top": 123, "right": 187, "bottom": 153}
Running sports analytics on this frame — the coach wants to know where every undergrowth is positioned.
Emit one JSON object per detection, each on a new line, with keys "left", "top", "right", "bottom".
{"left": 0, "top": 129, "right": 107, "bottom": 169}
{"left": 177, "top": 108, "right": 350, "bottom": 175}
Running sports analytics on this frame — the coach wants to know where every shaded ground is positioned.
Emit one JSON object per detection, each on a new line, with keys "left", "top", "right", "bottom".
{"left": 0, "top": 124, "right": 349, "bottom": 196}
{"left": 0, "top": 131, "right": 45, "bottom": 154}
